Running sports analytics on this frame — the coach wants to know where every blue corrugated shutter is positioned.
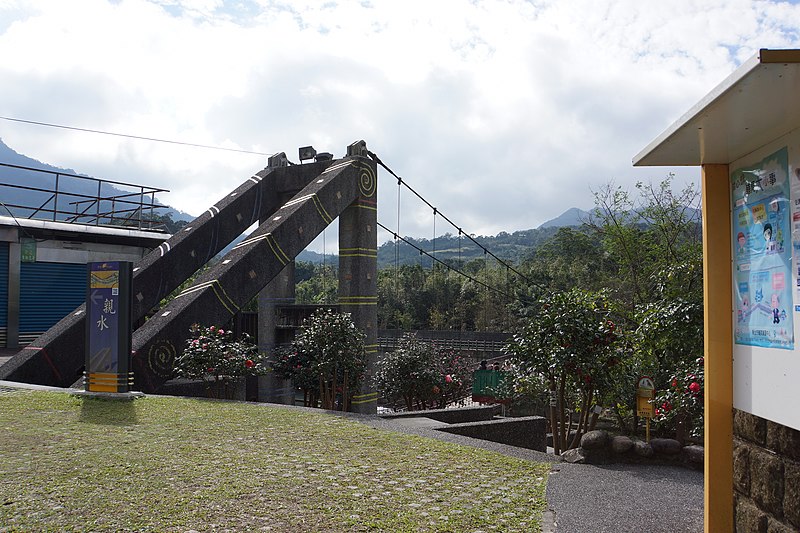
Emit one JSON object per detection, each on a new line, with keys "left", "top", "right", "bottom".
{"left": 0, "top": 242, "right": 8, "bottom": 329}
{"left": 19, "top": 262, "right": 85, "bottom": 334}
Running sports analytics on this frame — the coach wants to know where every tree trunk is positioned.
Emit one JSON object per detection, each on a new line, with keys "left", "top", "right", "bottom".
{"left": 558, "top": 373, "right": 568, "bottom": 450}
{"left": 549, "top": 375, "right": 560, "bottom": 454}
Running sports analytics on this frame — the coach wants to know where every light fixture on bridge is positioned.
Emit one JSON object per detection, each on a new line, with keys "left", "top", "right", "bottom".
{"left": 314, "top": 152, "right": 333, "bottom": 162}
{"left": 298, "top": 146, "right": 317, "bottom": 162}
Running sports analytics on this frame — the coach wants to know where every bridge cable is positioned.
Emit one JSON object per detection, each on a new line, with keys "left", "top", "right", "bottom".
{"left": 367, "top": 150, "right": 543, "bottom": 292}
{"left": 376, "top": 221, "right": 523, "bottom": 303}
{"left": 0, "top": 115, "right": 277, "bottom": 157}
{"left": 322, "top": 228, "right": 328, "bottom": 303}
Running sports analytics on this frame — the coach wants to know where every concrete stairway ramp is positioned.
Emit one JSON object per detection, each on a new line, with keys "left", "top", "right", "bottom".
{"left": 0, "top": 157, "right": 363, "bottom": 390}
{"left": 132, "top": 156, "right": 371, "bottom": 391}
{"left": 0, "top": 166, "right": 279, "bottom": 386}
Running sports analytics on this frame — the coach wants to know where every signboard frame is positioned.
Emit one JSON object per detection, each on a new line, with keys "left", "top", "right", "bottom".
{"left": 85, "top": 261, "right": 133, "bottom": 393}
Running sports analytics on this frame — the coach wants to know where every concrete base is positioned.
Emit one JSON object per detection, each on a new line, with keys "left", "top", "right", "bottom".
{"left": 70, "top": 390, "right": 146, "bottom": 401}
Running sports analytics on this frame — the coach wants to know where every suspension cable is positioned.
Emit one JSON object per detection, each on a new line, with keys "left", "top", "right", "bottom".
{"left": 377, "top": 221, "right": 522, "bottom": 302}
{"left": 367, "top": 150, "right": 542, "bottom": 291}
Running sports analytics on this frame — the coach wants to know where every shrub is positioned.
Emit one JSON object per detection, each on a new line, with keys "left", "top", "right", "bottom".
{"left": 174, "top": 324, "right": 268, "bottom": 398}
{"left": 271, "top": 309, "right": 366, "bottom": 411}
{"left": 374, "top": 333, "right": 473, "bottom": 411}
{"left": 654, "top": 356, "right": 704, "bottom": 440}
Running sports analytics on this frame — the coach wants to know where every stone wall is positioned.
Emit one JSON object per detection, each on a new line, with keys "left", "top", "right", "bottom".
{"left": 733, "top": 409, "right": 800, "bottom": 533}
{"left": 436, "top": 416, "right": 548, "bottom": 452}
{"left": 381, "top": 404, "right": 501, "bottom": 424}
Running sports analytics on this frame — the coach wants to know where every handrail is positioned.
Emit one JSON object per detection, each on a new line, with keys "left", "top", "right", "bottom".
{"left": 0, "top": 162, "right": 169, "bottom": 231}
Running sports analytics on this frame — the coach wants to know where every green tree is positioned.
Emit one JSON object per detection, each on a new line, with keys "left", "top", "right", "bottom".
{"left": 504, "top": 288, "right": 621, "bottom": 453}
{"left": 174, "top": 324, "right": 267, "bottom": 398}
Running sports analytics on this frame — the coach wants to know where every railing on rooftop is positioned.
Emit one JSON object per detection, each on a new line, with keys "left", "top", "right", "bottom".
{"left": 0, "top": 162, "right": 170, "bottom": 232}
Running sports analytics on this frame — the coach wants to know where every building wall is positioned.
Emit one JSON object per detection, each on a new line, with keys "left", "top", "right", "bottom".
{"left": 733, "top": 409, "right": 800, "bottom": 532}
{"left": 1, "top": 228, "right": 157, "bottom": 347}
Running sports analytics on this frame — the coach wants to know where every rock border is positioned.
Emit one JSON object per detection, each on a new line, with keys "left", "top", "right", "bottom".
{"left": 559, "top": 429, "right": 704, "bottom": 470}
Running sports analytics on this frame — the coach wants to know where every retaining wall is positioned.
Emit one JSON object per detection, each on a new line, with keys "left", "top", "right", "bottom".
{"left": 733, "top": 409, "right": 800, "bottom": 533}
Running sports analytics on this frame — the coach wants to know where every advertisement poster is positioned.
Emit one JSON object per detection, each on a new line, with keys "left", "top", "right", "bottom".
{"left": 732, "top": 147, "right": 793, "bottom": 349}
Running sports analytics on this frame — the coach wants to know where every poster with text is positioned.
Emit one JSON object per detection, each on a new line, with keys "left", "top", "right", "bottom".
{"left": 732, "top": 146, "right": 793, "bottom": 349}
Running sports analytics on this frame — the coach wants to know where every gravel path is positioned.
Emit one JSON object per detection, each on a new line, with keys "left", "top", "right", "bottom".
{"left": 545, "top": 462, "right": 704, "bottom": 533}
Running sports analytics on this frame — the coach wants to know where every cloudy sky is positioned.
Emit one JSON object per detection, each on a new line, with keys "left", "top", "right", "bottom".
{"left": 2, "top": 0, "right": 800, "bottom": 252}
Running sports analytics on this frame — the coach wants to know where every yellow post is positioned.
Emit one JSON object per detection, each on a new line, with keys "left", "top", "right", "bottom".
{"left": 701, "top": 164, "right": 733, "bottom": 533}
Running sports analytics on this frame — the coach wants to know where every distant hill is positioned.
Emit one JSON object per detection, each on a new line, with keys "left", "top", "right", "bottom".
{"left": 0, "top": 138, "right": 191, "bottom": 224}
{"left": 538, "top": 207, "right": 592, "bottom": 229}
{"left": 375, "top": 227, "right": 563, "bottom": 268}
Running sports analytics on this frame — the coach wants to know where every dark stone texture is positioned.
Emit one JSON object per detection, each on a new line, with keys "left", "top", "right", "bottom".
{"left": 736, "top": 496, "right": 768, "bottom": 533}
{"left": 733, "top": 440, "right": 751, "bottom": 495}
{"left": 750, "top": 449, "right": 785, "bottom": 518}
{"left": 735, "top": 409, "right": 767, "bottom": 445}
{"left": 767, "top": 518, "right": 797, "bottom": 533}
{"left": 580, "top": 429, "right": 609, "bottom": 450}
{"left": 766, "top": 421, "right": 800, "bottom": 462}
{"left": 634, "top": 440, "right": 654, "bottom": 458}
{"left": 338, "top": 160, "right": 378, "bottom": 414}
{"left": 560, "top": 447, "right": 586, "bottom": 464}
{"left": 650, "top": 438, "right": 682, "bottom": 455}
{"left": 436, "top": 416, "right": 548, "bottom": 452}
{"left": 381, "top": 404, "right": 500, "bottom": 424}
{"left": 682, "top": 444, "right": 704, "bottom": 464}
{"left": 784, "top": 461, "right": 800, "bottom": 529}
{"left": 611, "top": 435, "right": 634, "bottom": 454}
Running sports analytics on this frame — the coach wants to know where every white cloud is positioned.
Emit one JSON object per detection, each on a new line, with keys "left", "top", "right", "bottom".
{"left": 1, "top": 0, "right": 800, "bottom": 251}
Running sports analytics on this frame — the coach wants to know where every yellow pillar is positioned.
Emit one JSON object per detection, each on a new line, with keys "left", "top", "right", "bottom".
{"left": 701, "top": 164, "right": 733, "bottom": 533}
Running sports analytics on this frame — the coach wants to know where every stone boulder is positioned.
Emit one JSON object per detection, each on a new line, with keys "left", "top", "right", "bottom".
{"left": 611, "top": 435, "right": 634, "bottom": 454}
{"left": 634, "top": 440, "right": 653, "bottom": 458}
{"left": 561, "top": 447, "right": 587, "bottom": 464}
{"left": 580, "top": 430, "right": 609, "bottom": 451}
{"left": 682, "top": 445, "right": 704, "bottom": 464}
{"left": 650, "top": 438, "right": 682, "bottom": 455}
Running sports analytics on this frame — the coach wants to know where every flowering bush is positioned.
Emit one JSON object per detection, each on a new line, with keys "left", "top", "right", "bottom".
{"left": 654, "top": 356, "right": 704, "bottom": 440}
{"left": 373, "top": 334, "right": 473, "bottom": 411}
{"left": 174, "top": 324, "right": 268, "bottom": 397}
{"left": 271, "top": 309, "right": 366, "bottom": 411}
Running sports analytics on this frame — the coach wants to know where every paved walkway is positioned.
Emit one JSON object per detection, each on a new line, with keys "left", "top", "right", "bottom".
{"left": 546, "top": 462, "right": 703, "bottom": 533}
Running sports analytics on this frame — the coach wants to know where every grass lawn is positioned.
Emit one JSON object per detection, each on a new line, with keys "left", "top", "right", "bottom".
{"left": 0, "top": 390, "right": 549, "bottom": 532}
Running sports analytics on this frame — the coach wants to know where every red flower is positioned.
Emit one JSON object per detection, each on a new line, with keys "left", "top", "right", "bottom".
{"left": 218, "top": 329, "right": 225, "bottom": 335}
{"left": 245, "top": 359, "right": 254, "bottom": 368}
{"left": 671, "top": 379, "right": 678, "bottom": 388}
{"left": 689, "top": 382, "right": 701, "bottom": 394}
{"left": 209, "top": 326, "right": 216, "bottom": 331}
{"left": 207, "top": 367, "right": 215, "bottom": 373}
{"left": 445, "top": 375, "right": 453, "bottom": 384}
{"left": 655, "top": 408, "right": 661, "bottom": 416}
{"left": 662, "top": 401, "right": 672, "bottom": 412}
{"left": 697, "top": 357, "right": 704, "bottom": 366}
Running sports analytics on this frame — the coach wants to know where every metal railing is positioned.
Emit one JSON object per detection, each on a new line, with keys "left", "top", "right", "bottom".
{"left": 0, "top": 162, "right": 170, "bottom": 231}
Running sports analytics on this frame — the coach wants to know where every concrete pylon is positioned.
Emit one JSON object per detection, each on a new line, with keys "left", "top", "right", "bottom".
{"left": 338, "top": 141, "right": 378, "bottom": 413}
